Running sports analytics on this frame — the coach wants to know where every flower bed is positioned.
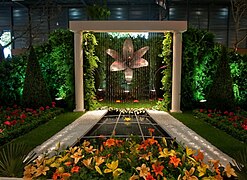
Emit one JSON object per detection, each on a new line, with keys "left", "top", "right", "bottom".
{"left": 194, "top": 109, "right": 247, "bottom": 143}
{"left": 0, "top": 103, "right": 63, "bottom": 146}
{"left": 24, "top": 134, "right": 236, "bottom": 179}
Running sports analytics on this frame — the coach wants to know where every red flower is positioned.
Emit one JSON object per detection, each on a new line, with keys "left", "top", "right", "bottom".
{"left": 208, "top": 109, "right": 212, "bottom": 113}
{"left": 207, "top": 114, "right": 212, "bottom": 118}
{"left": 4, "top": 121, "right": 11, "bottom": 126}
{"left": 133, "top": 99, "right": 139, "bottom": 103}
{"left": 6, "top": 116, "right": 11, "bottom": 120}
{"left": 39, "top": 107, "right": 44, "bottom": 111}
{"left": 20, "top": 113, "right": 27, "bottom": 119}
{"left": 46, "top": 106, "right": 50, "bottom": 109}
{"left": 11, "top": 120, "right": 17, "bottom": 125}
{"left": 229, "top": 112, "right": 234, "bottom": 116}
{"left": 71, "top": 166, "right": 80, "bottom": 173}
{"left": 199, "top": 109, "right": 204, "bottom": 113}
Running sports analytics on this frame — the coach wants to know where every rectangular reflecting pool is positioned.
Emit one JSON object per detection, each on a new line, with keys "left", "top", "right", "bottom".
{"left": 80, "top": 110, "right": 172, "bottom": 141}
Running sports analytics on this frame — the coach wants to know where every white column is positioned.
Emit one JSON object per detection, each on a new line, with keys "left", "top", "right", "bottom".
{"left": 170, "top": 31, "right": 182, "bottom": 113}
{"left": 74, "top": 30, "right": 85, "bottom": 112}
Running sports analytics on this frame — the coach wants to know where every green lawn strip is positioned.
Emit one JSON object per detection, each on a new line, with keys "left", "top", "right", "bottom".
{"left": 171, "top": 111, "right": 247, "bottom": 158}
{"left": 9, "top": 111, "right": 84, "bottom": 150}
{"left": 98, "top": 100, "right": 157, "bottom": 109}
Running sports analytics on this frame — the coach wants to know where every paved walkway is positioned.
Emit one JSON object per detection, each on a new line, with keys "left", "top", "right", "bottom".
{"left": 147, "top": 110, "right": 233, "bottom": 166}
{"left": 27, "top": 109, "right": 233, "bottom": 166}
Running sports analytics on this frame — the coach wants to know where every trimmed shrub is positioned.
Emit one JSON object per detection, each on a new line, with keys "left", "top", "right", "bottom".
{"left": 206, "top": 46, "right": 235, "bottom": 111}
{"left": 22, "top": 46, "right": 52, "bottom": 109}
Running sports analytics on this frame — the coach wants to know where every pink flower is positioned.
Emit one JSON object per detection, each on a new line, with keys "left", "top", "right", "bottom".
{"left": 6, "top": 116, "right": 11, "bottom": 120}
{"left": 133, "top": 99, "right": 139, "bottom": 103}
{"left": 0, "top": 129, "right": 4, "bottom": 133}
{"left": 46, "top": 106, "right": 50, "bottom": 109}
{"left": 199, "top": 109, "right": 204, "bottom": 113}
{"left": 242, "top": 124, "right": 247, "bottom": 130}
{"left": 52, "top": 102, "right": 56, "bottom": 108}
{"left": 207, "top": 114, "right": 212, "bottom": 118}
{"left": 229, "top": 112, "right": 234, "bottom": 116}
{"left": 208, "top": 109, "right": 212, "bottom": 113}
{"left": 224, "top": 111, "right": 228, "bottom": 115}
{"left": 39, "top": 107, "right": 44, "bottom": 111}
{"left": 4, "top": 121, "right": 11, "bottom": 126}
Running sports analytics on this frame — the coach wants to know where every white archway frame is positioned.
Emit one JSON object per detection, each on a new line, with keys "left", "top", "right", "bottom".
{"left": 69, "top": 21, "right": 187, "bottom": 113}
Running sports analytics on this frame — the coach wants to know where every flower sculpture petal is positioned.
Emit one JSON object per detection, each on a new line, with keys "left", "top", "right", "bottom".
{"left": 106, "top": 38, "right": 149, "bottom": 84}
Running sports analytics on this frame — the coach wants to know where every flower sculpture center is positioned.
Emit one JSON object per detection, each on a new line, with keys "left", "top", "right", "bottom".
{"left": 106, "top": 38, "right": 149, "bottom": 84}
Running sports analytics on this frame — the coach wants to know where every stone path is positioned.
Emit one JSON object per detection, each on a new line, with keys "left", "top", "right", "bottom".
{"left": 147, "top": 110, "right": 234, "bottom": 166}
{"left": 26, "top": 110, "right": 108, "bottom": 159}
{"left": 27, "top": 109, "right": 233, "bottom": 167}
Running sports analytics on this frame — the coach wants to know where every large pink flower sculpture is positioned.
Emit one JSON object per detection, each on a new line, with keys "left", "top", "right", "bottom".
{"left": 106, "top": 38, "right": 149, "bottom": 84}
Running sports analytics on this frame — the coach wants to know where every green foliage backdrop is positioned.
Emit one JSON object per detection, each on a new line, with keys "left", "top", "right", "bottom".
{"left": 1, "top": 28, "right": 247, "bottom": 110}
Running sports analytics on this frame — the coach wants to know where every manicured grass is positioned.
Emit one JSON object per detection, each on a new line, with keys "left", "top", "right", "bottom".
{"left": 171, "top": 111, "right": 247, "bottom": 158}
{"left": 98, "top": 100, "right": 158, "bottom": 109}
{"left": 8, "top": 111, "right": 84, "bottom": 150}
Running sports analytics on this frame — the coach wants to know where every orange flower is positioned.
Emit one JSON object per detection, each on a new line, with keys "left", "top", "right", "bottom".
{"left": 139, "top": 152, "right": 152, "bottom": 161}
{"left": 224, "top": 163, "right": 237, "bottom": 178}
{"left": 146, "top": 172, "right": 155, "bottom": 180}
{"left": 148, "top": 128, "right": 155, "bottom": 136}
{"left": 193, "top": 149, "right": 204, "bottom": 162}
{"left": 85, "top": 145, "right": 96, "bottom": 153}
{"left": 152, "top": 163, "right": 164, "bottom": 177}
{"left": 64, "top": 161, "right": 72, "bottom": 167}
{"left": 60, "top": 172, "right": 71, "bottom": 180}
{"left": 71, "top": 166, "right": 80, "bottom": 173}
{"left": 116, "top": 100, "right": 121, "bottom": 103}
{"left": 169, "top": 156, "right": 181, "bottom": 168}
{"left": 103, "top": 138, "right": 115, "bottom": 147}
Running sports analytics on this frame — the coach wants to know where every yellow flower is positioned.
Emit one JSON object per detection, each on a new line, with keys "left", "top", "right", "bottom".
{"left": 162, "top": 137, "right": 167, "bottom": 147}
{"left": 159, "top": 148, "right": 176, "bottom": 158}
{"left": 45, "top": 156, "right": 56, "bottom": 165}
{"left": 182, "top": 167, "right": 198, "bottom": 180}
{"left": 197, "top": 163, "right": 209, "bottom": 177}
{"left": 186, "top": 146, "right": 196, "bottom": 156}
{"left": 83, "top": 157, "right": 93, "bottom": 169}
{"left": 224, "top": 163, "right": 237, "bottom": 178}
{"left": 50, "top": 161, "right": 61, "bottom": 168}
{"left": 57, "top": 154, "right": 69, "bottom": 163}
{"left": 124, "top": 117, "right": 131, "bottom": 121}
{"left": 104, "top": 160, "right": 123, "bottom": 178}
{"left": 94, "top": 156, "right": 105, "bottom": 166}
{"left": 95, "top": 165, "right": 103, "bottom": 175}
{"left": 70, "top": 148, "right": 84, "bottom": 164}
{"left": 136, "top": 163, "right": 150, "bottom": 178}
